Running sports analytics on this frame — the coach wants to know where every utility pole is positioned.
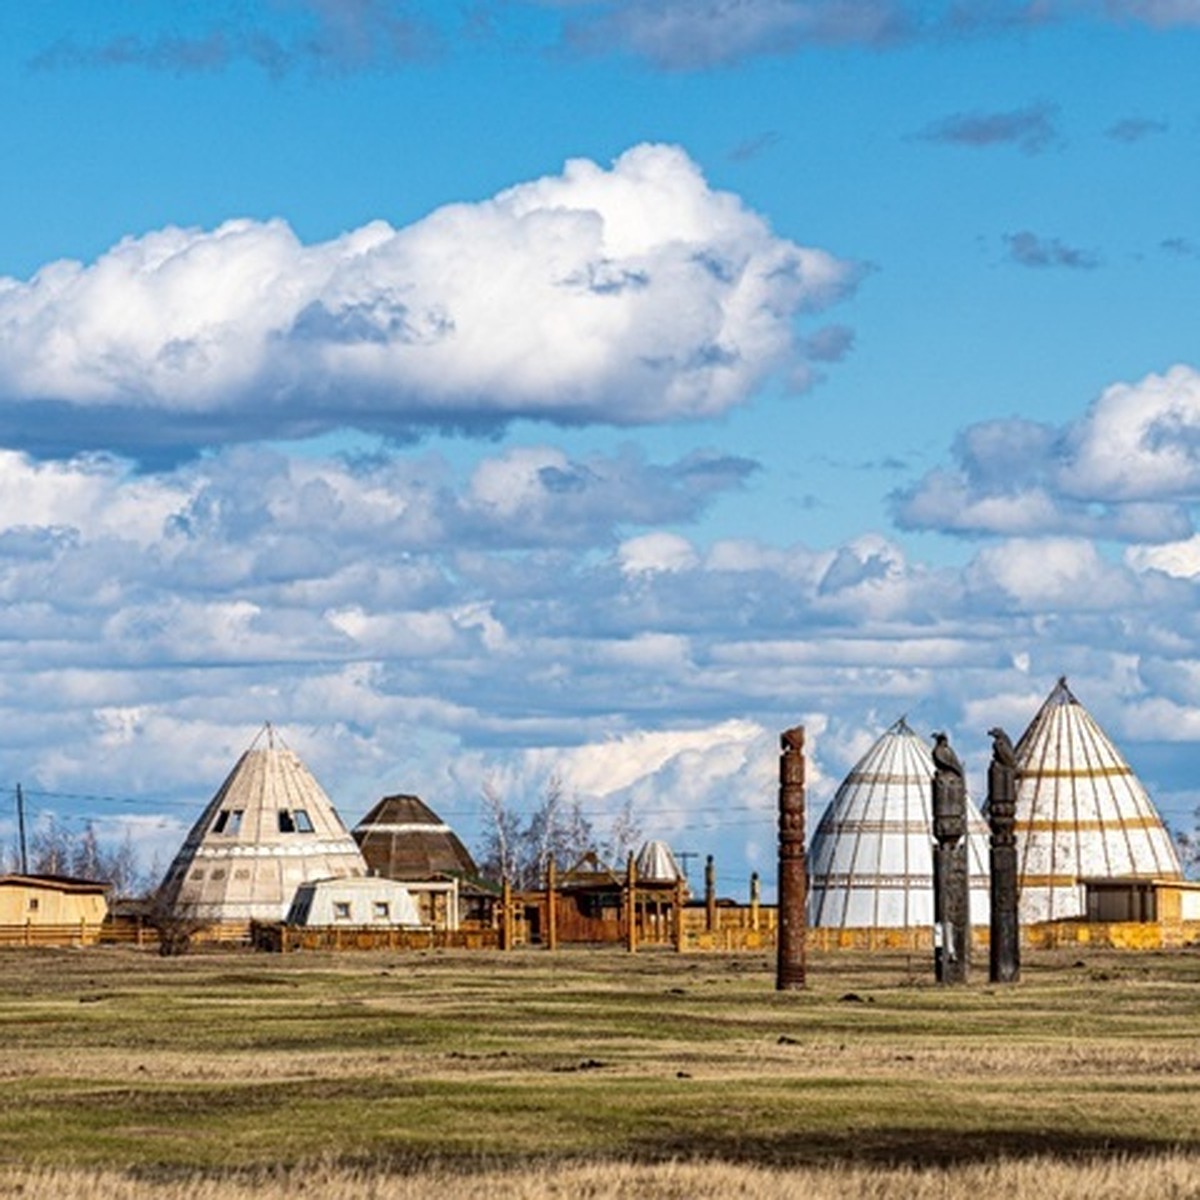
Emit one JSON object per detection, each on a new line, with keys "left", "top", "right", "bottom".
{"left": 676, "top": 850, "right": 699, "bottom": 882}
{"left": 16, "top": 783, "right": 28, "bottom": 875}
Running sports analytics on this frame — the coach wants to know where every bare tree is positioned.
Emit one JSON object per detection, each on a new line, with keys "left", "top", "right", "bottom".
{"left": 604, "top": 796, "right": 643, "bottom": 868}
{"left": 72, "top": 821, "right": 104, "bottom": 880}
{"left": 103, "top": 829, "right": 145, "bottom": 897}
{"left": 477, "top": 777, "right": 599, "bottom": 887}
{"left": 30, "top": 815, "right": 73, "bottom": 876}
{"left": 0, "top": 838, "right": 18, "bottom": 873}
{"left": 478, "top": 777, "right": 522, "bottom": 885}
{"left": 1177, "top": 813, "right": 1200, "bottom": 879}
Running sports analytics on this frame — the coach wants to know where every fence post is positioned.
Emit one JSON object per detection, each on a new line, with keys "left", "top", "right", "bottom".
{"left": 545, "top": 859, "right": 558, "bottom": 952}
{"left": 501, "top": 879, "right": 514, "bottom": 950}
{"left": 705, "top": 855, "right": 717, "bottom": 932}
{"left": 625, "top": 853, "right": 638, "bottom": 954}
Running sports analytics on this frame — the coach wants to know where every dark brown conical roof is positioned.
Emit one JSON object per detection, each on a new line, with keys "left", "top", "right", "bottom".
{"left": 352, "top": 794, "right": 478, "bottom": 881}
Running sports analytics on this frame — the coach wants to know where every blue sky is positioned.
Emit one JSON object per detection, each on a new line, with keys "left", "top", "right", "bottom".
{"left": 1, "top": 1, "right": 1198, "bottom": 891}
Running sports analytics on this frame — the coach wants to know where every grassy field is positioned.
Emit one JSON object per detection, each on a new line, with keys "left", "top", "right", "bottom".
{"left": 0, "top": 943, "right": 1196, "bottom": 1196}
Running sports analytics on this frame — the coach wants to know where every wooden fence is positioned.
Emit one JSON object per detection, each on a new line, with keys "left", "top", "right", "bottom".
{"left": 254, "top": 923, "right": 500, "bottom": 953}
{"left": 0, "top": 921, "right": 104, "bottom": 947}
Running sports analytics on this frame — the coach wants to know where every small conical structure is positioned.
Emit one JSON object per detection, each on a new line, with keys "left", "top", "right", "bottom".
{"left": 1014, "top": 678, "right": 1182, "bottom": 923}
{"left": 634, "top": 839, "right": 685, "bottom": 884}
{"left": 157, "top": 725, "right": 367, "bottom": 924}
{"left": 353, "top": 794, "right": 478, "bottom": 881}
{"left": 808, "top": 718, "right": 991, "bottom": 929}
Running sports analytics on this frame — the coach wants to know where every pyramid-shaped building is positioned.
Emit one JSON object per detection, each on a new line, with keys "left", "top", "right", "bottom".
{"left": 157, "top": 725, "right": 367, "bottom": 924}
{"left": 1014, "top": 678, "right": 1182, "bottom": 923}
{"left": 808, "top": 718, "right": 991, "bottom": 929}
{"left": 353, "top": 793, "right": 478, "bottom": 881}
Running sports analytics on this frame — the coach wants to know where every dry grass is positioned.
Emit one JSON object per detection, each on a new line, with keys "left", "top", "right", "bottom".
{"left": 0, "top": 944, "right": 1197, "bottom": 1195}
{"left": 1, "top": 1154, "right": 1198, "bottom": 1199}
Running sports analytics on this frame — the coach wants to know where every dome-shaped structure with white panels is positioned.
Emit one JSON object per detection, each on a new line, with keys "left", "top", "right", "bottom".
{"left": 1014, "top": 678, "right": 1182, "bottom": 923}
{"left": 808, "top": 718, "right": 991, "bottom": 929}
{"left": 157, "top": 725, "right": 367, "bottom": 925}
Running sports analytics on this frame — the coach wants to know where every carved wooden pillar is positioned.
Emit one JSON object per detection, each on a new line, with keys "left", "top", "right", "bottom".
{"left": 932, "top": 733, "right": 970, "bottom": 985}
{"left": 776, "top": 725, "right": 807, "bottom": 991}
{"left": 987, "top": 727, "right": 1020, "bottom": 983}
{"left": 750, "top": 871, "right": 761, "bottom": 932}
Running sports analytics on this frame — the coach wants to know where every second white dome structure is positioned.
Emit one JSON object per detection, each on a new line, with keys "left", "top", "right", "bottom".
{"left": 1014, "top": 678, "right": 1182, "bottom": 923}
{"left": 156, "top": 724, "right": 368, "bottom": 926}
{"left": 808, "top": 718, "right": 991, "bottom": 930}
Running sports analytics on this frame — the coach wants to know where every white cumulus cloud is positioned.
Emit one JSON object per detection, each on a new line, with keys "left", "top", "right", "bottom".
{"left": 893, "top": 365, "right": 1200, "bottom": 543}
{"left": 0, "top": 144, "right": 857, "bottom": 460}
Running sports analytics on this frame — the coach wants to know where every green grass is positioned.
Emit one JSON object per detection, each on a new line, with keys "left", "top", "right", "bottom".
{"left": 0, "top": 945, "right": 1196, "bottom": 1174}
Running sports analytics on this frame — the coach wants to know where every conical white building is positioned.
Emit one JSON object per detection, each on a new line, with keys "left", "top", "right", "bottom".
{"left": 808, "top": 718, "right": 991, "bottom": 929}
{"left": 1014, "top": 678, "right": 1182, "bottom": 923}
{"left": 157, "top": 725, "right": 368, "bottom": 925}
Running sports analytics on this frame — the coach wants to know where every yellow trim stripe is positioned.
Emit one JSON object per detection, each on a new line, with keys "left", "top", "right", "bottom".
{"left": 1016, "top": 817, "right": 1165, "bottom": 833}
{"left": 1017, "top": 766, "right": 1132, "bottom": 779}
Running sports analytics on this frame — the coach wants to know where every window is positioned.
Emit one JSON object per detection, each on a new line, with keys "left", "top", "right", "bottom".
{"left": 293, "top": 809, "right": 314, "bottom": 833}
{"left": 212, "top": 809, "right": 243, "bottom": 835}
{"left": 333, "top": 901, "right": 352, "bottom": 921}
{"left": 278, "top": 810, "right": 296, "bottom": 833}
{"left": 28, "top": 897, "right": 39, "bottom": 912}
{"left": 373, "top": 902, "right": 390, "bottom": 920}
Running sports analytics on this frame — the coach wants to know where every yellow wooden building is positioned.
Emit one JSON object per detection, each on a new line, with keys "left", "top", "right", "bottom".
{"left": 0, "top": 874, "right": 110, "bottom": 945}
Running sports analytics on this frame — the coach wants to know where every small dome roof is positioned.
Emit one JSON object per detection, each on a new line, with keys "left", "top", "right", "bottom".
{"left": 353, "top": 793, "right": 478, "bottom": 881}
{"left": 808, "top": 718, "right": 991, "bottom": 929}
{"left": 1014, "top": 678, "right": 1182, "bottom": 922}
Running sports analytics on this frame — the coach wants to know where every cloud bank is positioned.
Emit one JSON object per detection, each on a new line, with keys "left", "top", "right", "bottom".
{"left": 892, "top": 365, "right": 1200, "bottom": 543}
{"left": 0, "top": 144, "right": 856, "bottom": 462}
{"left": 32, "top": 0, "right": 437, "bottom": 77}
{"left": 34, "top": 1, "right": 1200, "bottom": 77}
{"left": 3, "top": 391, "right": 1200, "bottom": 880}
{"left": 551, "top": 1, "right": 1200, "bottom": 68}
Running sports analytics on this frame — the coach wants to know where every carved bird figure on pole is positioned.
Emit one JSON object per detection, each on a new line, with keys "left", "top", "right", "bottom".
{"left": 931, "top": 731, "right": 964, "bottom": 777}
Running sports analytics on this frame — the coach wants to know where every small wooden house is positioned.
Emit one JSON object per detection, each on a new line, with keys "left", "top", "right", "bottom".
{"left": 0, "top": 874, "right": 109, "bottom": 945}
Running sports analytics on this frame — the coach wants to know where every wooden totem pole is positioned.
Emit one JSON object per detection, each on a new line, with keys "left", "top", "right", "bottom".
{"left": 776, "top": 725, "right": 807, "bottom": 991}
{"left": 931, "top": 731, "right": 970, "bottom": 984}
{"left": 987, "top": 727, "right": 1020, "bottom": 983}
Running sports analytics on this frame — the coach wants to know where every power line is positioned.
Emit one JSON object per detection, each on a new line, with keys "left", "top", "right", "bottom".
{"left": 18, "top": 788, "right": 199, "bottom": 810}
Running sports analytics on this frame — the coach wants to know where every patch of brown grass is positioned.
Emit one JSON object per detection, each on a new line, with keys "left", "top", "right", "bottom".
{"left": 1, "top": 1154, "right": 1198, "bottom": 1200}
